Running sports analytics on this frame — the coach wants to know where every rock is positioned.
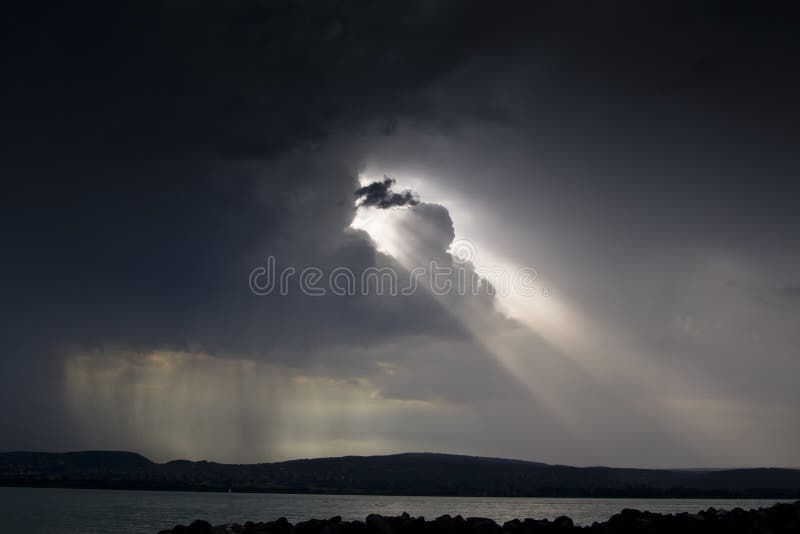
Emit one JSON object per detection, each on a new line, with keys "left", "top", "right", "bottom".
{"left": 522, "top": 517, "right": 549, "bottom": 530}
{"left": 324, "top": 520, "right": 373, "bottom": 534}
{"left": 552, "top": 516, "right": 573, "bottom": 529}
{"left": 365, "top": 514, "right": 394, "bottom": 534}
{"left": 401, "top": 515, "right": 426, "bottom": 532}
{"left": 154, "top": 501, "right": 800, "bottom": 534}
{"left": 434, "top": 514, "right": 457, "bottom": 531}
{"left": 273, "top": 517, "right": 293, "bottom": 533}
{"left": 320, "top": 522, "right": 350, "bottom": 534}
{"left": 295, "top": 517, "right": 341, "bottom": 534}
{"left": 163, "top": 520, "right": 214, "bottom": 534}
{"left": 465, "top": 517, "right": 501, "bottom": 534}
{"left": 467, "top": 517, "right": 503, "bottom": 534}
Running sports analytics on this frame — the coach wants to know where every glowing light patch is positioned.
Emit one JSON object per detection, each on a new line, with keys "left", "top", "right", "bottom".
{"left": 64, "top": 350, "right": 452, "bottom": 463}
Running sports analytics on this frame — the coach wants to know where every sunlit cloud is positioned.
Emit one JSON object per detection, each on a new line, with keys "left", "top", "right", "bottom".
{"left": 345, "top": 170, "right": 800, "bottom": 467}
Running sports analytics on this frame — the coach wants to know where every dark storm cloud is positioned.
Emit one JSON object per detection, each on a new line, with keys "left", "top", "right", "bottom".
{"left": 3, "top": 0, "right": 522, "bottom": 451}
{"left": 355, "top": 177, "right": 420, "bottom": 209}
{"left": 1, "top": 0, "right": 510, "bottom": 345}
{"left": 0, "top": 0, "right": 545, "bottom": 162}
{"left": 2, "top": 0, "right": 553, "bottom": 369}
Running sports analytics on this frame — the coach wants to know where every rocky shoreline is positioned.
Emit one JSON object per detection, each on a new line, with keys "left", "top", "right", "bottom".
{"left": 158, "top": 500, "right": 800, "bottom": 534}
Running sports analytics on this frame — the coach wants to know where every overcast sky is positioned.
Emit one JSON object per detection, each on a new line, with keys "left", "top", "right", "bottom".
{"left": 2, "top": 1, "right": 799, "bottom": 468}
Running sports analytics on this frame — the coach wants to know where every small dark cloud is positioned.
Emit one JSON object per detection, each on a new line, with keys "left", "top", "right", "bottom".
{"left": 355, "top": 176, "right": 420, "bottom": 209}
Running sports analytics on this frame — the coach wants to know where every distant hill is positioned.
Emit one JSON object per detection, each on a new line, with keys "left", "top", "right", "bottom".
{"left": 1, "top": 451, "right": 799, "bottom": 498}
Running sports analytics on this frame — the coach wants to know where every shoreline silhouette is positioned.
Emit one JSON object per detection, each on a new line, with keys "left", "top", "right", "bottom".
{"left": 3, "top": 451, "right": 799, "bottom": 499}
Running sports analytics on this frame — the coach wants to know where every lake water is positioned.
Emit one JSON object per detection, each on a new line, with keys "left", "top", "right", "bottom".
{"left": 0, "top": 487, "right": 792, "bottom": 533}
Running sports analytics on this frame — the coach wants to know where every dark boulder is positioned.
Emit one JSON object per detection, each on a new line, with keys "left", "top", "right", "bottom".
{"left": 155, "top": 501, "right": 800, "bottom": 534}
{"left": 465, "top": 517, "right": 502, "bottom": 534}
{"left": 160, "top": 520, "right": 214, "bottom": 534}
{"left": 295, "top": 517, "right": 342, "bottom": 534}
{"left": 366, "top": 513, "right": 424, "bottom": 534}
{"left": 434, "top": 514, "right": 463, "bottom": 533}
{"left": 552, "top": 516, "right": 574, "bottom": 529}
